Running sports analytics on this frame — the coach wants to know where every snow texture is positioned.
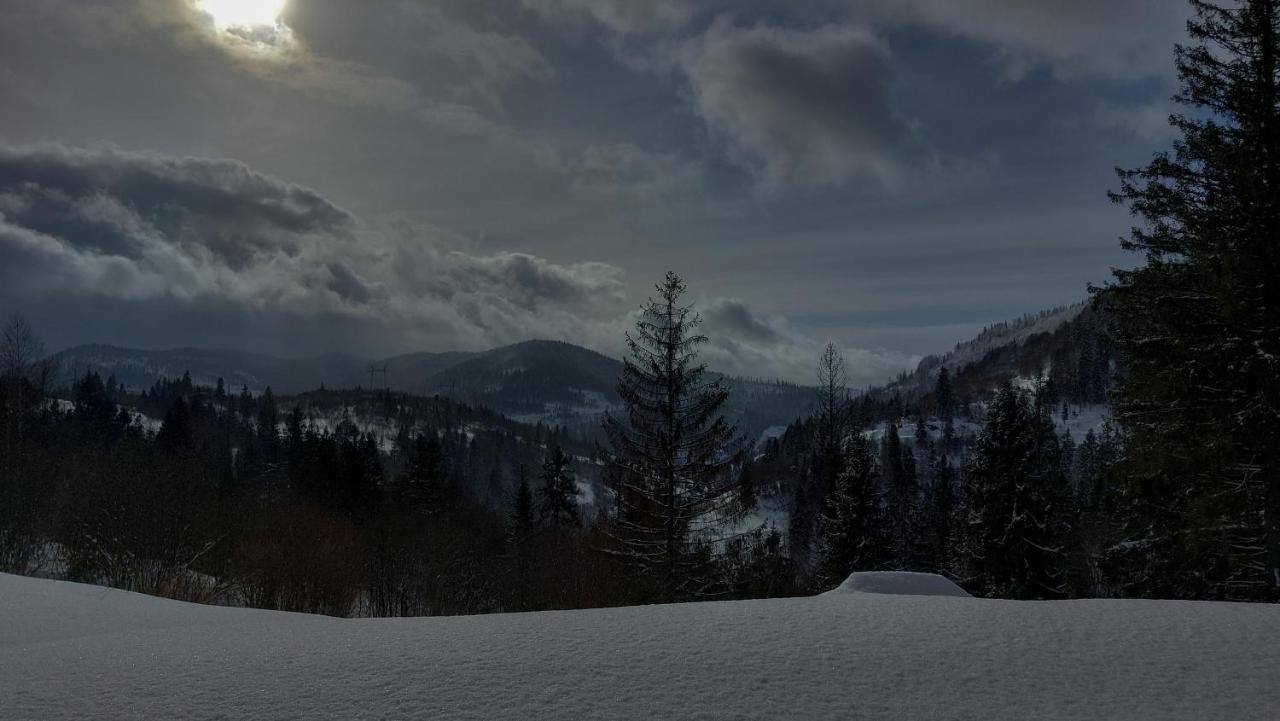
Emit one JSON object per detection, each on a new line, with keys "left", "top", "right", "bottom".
{"left": 4, "top": 571, "right": 1280, "bottom": 720}
{"left": 827, "top": 571, "right": 973, "bottom": 598}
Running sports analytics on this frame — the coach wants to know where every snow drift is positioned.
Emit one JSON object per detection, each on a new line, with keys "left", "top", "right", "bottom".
{"left": 827, "top": 571, "right": 972, "bottom": 598}
{"left": 3, "top": 572, "right": 1280, "bottom": 720}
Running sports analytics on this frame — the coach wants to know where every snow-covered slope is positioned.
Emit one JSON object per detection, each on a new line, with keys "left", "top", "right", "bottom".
{"left": 913, "top": 303, "right": 1087, "bottom": 388}
{"left": 874, "top": 301, "right": 1111, "bottom": 409}
{"left": 4, "top": 573, "right": 1280, "bottom": 720}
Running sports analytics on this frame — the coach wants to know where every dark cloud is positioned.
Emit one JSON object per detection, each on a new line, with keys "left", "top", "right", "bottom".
{"left": 680, "top": 20, "right": 932, "bottom": 190}
{"left": 0, "top": 143, "right": 623, "bottom": 346}
{"left": 521, "top": 0, "right": 695, "bottom": 37}
{"left": 872, "top": 0, "right": 1186, "bottom": 81}
{"left": 0, "top": 142, "right": 857, "bottom": 382}
{"left": 702, "top": 297, "right": 787, "bottom": 345}
{"left": 281, "top": 0, "right": 555, "bottom": 109}
{"left": 0, "top": 144, "right": 353, "bottom": 268}
{"left": 324, "top": 262, "right": 374, "bottom": 305}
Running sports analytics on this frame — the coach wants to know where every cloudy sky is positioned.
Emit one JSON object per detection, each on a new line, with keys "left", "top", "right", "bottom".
{"left": 0, "top": 0, "right": 1188, "bottom": 385}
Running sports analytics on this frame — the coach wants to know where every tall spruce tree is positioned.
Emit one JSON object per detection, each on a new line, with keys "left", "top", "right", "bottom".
{"left": 960, "top": 382, "right": 1069, "bottom": 599}
{"left": 508, "top": 468, "right": 537, "bottom": 610}
{"left": 603, "top": 271, "right": 747, "bottom": 601}
{"left": 795, "top": 343, "right": 852, "bottom": 571}
{"left": 815, "top": 343, "right": 850, "bottom": 494}
{"left": 256, "top": 386, "right": 279, "bottom": 452}
{"left": 537, "top": 445, "right": 580, "bottom": 528}
{"left": 880, "top": 421, "right": 922, "bottom": 570}
{"left": 1104, "top": 0, "right": 1280, "bottom": 599}
{"left": 816, "top": 432, "right": 883, "bottom": 586}
{"left": 922, "top": 455, "right": 957, "bottom": 576}
{"left": 1068, "top": 426, "right": 1125, "bottom": 597}
{"left": 934, "top": 366, "right": 955, "bottom": 445}
{"left": 398, "top": 433, "right": 443, "bottom": 515}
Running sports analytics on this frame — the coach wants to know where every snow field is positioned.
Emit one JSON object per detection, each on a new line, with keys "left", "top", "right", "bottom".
{"left": 4, "top": 572, "right": 1280, "bottom": 720}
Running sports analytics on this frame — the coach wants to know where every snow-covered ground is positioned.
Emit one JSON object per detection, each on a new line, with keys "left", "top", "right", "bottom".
{"left": 4, "top": 572, "right": 1280, "bottom": 720}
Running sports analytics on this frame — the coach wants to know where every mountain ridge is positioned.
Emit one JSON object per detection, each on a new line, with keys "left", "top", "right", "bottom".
{"left": 49, "top": 300, "right": 1109, "bottom": 443}
{"left": 50, "top": 338, "right": 816, "bottom": 440}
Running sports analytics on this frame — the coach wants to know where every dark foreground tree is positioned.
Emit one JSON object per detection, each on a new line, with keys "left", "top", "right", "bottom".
{"left": 921, "top": 455, "right": 957, "bottom": 576}
{"left": 0, "top": 316, "right": 56, "bottom": 574}
{"left": 603, "top": 272, "right": 747, "bottom": 602}
{"left": 816, "top": 432, "right": 883, "bottom": 587}
{"left": 1103, "top": 0, "right": 1280, "bottom": 599}
{"left": 507, "top": 469, "right": 537, "bottom": 610}
{"left": 960, "top": 383, "right": 1070, "bottom": 599}
{"left": 881, "top": 421, "right": 923, "bottom": 570}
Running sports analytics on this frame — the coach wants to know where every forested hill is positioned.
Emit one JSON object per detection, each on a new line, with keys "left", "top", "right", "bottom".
{"left": 865, "top": 299, "right": 1116, "bottom": 417}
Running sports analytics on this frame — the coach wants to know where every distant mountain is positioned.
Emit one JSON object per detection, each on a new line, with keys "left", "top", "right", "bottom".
{"left": 419, "top": 340, "right": 620, "bottom": 418}
{"left": 413, "top": 340, "right": 816, "bottom": 441}
{"left": 51, "top": 339, "right": 816, "bottom": 442}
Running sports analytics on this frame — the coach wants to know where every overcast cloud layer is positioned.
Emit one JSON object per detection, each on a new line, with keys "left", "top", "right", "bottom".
{"left": 0, "top": 0, "right": 1191, "bottom": 385}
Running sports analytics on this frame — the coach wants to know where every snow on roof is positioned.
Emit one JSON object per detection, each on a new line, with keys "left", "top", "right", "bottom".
{"left": 5, "top": 572, "right": 1280, "bottom": 719}
{"left": 827, "top": 571, "right": 973, "bottom": 598}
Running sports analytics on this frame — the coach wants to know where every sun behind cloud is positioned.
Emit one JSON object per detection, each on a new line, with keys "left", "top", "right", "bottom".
{"left": 194, "top": 0, "right": 286, "bottom": 31}
{"left": 191, "top": 0, "right": 295, "bottom": 57}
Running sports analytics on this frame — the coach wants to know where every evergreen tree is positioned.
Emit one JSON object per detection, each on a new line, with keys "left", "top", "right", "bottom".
{"left": 256, "top": 387, "right": 279, "bottom": 452}
{"left": 399, "top": 433, "right": 443, "bottom": 515}
{"left": 793, "top": 344, "right": 850, "bottom": 572}
{"left": 737, "top": 459, "right": 758, "bottom": 516}
{"left": 332, "top": 418, "right": 382, "bottom": 514}
{"left": 603, "top": 271, "right": 747, "bottom": 601}
{"left": 788, "top": 467, "right": 816, "bottom": 573}
{"left": 913, "top": 415, "right": 929, "bottom": 453}
{"left": 922, "top": 455, "right": 957, "bottom": 576}
{"left": 935, "top": 366, "right": 955, "bottom": 444}
{"left": 508, "top": 468, "right": 537, "bottom": 610}
{"left": 537, "top": 445, "right": 580, "bottom": 527}
{"left": 880, "top": 422, "right": 921, "bottom": 570}
{"left": 238, "top": 385, "right": 252, "bottom": 419}
{"left": 815, "top": 343, "right": 850, "bottom": 495}
{"left": 1103, "top": 0, "right": 1280, "bottom": 599}
{"left": 816, "top": 432, "right": 883, "bottom": 586}
{"left": 157, "top": 397, "right": 193, "bottom": 452}
{"left": 284, "top": 406, "right": 307, "bottom": 497}
{"left": 959, "top": 382, "right": 1069, "bottom": 599}
{"left": 1068, "top": 426, "right": 1125, "bottom": 597}
{"left": 511, "top": 470, "right": 536, "bottom": 535}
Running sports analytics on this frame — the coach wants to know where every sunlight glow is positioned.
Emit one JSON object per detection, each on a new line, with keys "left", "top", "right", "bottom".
{"left": 195, "top": 0, "right": 287, "bottom": 31}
